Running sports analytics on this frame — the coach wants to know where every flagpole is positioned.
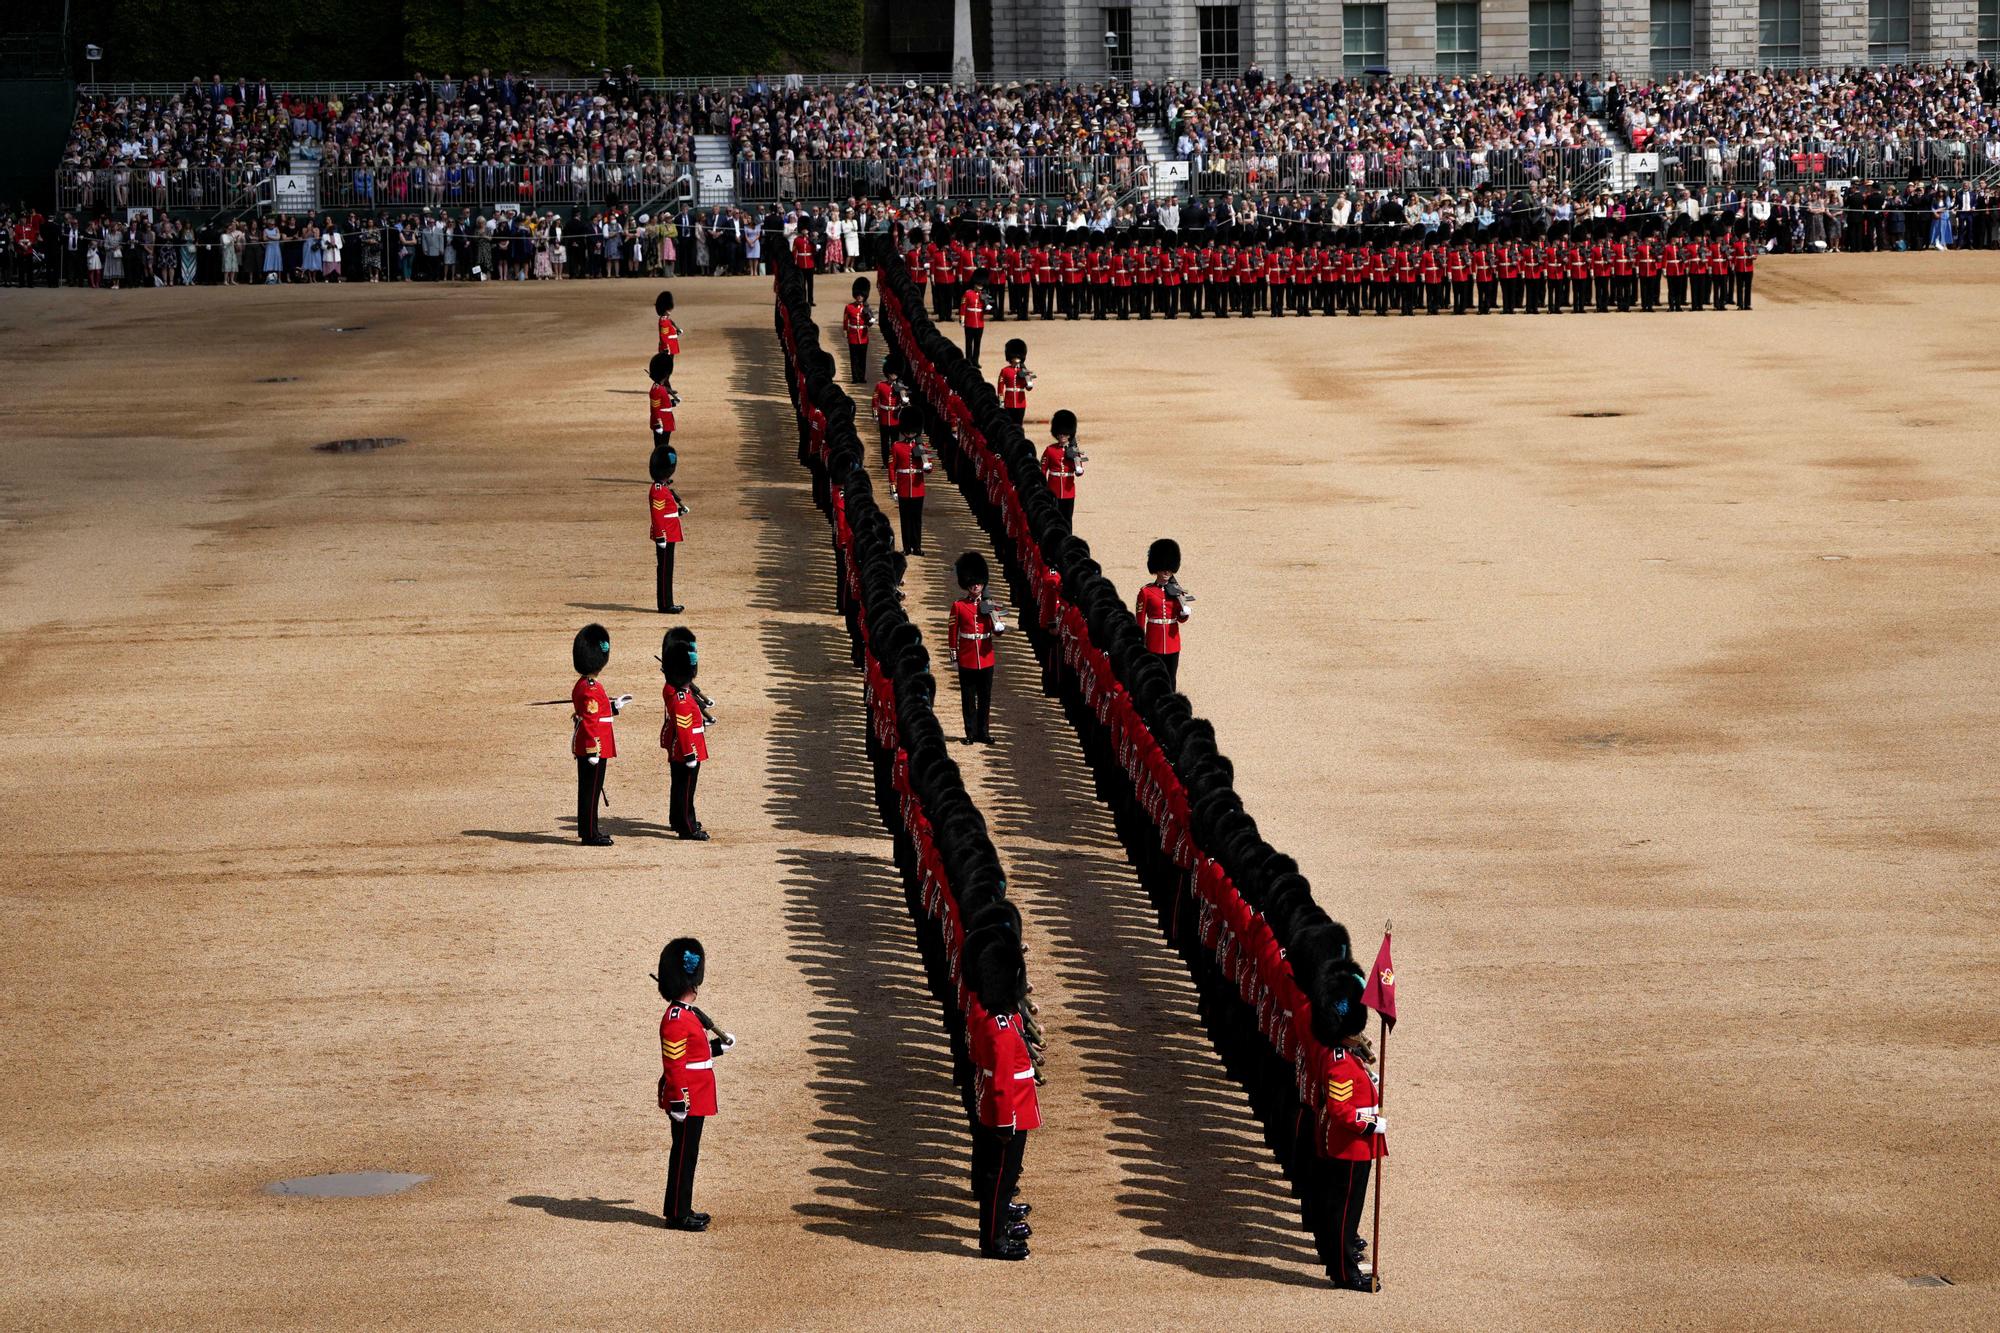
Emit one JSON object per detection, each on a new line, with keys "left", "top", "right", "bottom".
{"left": 1371, "top": 919, "right": 1389, "bottom": 1293}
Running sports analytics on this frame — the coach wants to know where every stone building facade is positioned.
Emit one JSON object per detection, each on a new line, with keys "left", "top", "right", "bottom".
{"left": 987, "top": 0, "right": 1999, "bottom": 78}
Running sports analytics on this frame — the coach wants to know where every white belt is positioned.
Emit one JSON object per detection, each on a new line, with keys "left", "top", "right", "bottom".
{"left": 1012, "top": 1068, "right": 1034, "bottom": 1080}
{"left": 690, "top": 725, "right": 705, "bottom": 735}
{"left": 685, "top": 1059, "right": 713, "bottom": 1070}
{"left": 965, "top": 632, "right": 991, "bottom": 642}
{"left": 1146, "top": 616, "right": 1175, "bottom": 626}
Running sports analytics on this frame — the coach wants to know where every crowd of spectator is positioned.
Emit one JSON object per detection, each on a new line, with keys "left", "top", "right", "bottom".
{"left": 1616, "top": 61, "right": 2000, "bottom": 153}
{"left": 729, "top": 79, "right": 1145, "bottom": 166}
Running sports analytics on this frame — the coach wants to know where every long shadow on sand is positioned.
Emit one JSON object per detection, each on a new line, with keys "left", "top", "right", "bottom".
{"left": 508, "top": 1194, "right": 663, "bottom": 1228}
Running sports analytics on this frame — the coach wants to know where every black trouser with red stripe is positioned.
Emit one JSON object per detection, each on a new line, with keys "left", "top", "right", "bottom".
{"left": 575, "top": 756, "right": 606, "bottom": 841}
{"left": 1313, "top": 1156, "right": 1372, "bottom": 1282}
{"left": 664, "top": 1112, "right": 704, "bottom": 1218}
{"left": 959, "top": 666, "right": 993, "bottom": 742}
{"left": 655, "top": 541, "right": 677, "bottom": 611}
{"left": 848, "top": 341, "right": 867, "bottom": 384}
{"left": 1155, "top": 649, "right": 1180, "bottom": 693}
{"left": 964, "top": 326, "right": 982, "bottom": 363}
{"left": 897, "top": 495, "right": 923, "bottom": 554}
{"left": 670, "top": 759, "right": 700, "bottom": 834}
{"left": 971, "top": 1122, "right": 1027, "bottom": 1246}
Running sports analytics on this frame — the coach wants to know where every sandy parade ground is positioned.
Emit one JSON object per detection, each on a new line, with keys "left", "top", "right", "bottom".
{"left": 1, "top": 256, "right": 1996, "bottom": 1329}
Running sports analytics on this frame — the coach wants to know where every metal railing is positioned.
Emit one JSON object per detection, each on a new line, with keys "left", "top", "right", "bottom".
{"left": 1180, "top": 146, "right": 1615, "bottom": 197}
{"left": 734, "top": 153, "right": 1153, "bottom": 204}
{"left": 55, "top": 162, "right": 694, "bottom": 217}
{"left": 1635, "top": 138, "right": 2000, "bottom": 190}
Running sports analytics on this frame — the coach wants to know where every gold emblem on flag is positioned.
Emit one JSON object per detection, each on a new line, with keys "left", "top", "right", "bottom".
{"left": 1380, "top": 967, "right": 1394, "bottom": 986}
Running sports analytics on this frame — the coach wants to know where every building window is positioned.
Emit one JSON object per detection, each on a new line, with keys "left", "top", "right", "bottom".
{"left": 1198, "top": 6, "right": 1241, "bottom": 79}
{"left": 1343, "top": 4, "right": 1387, "bottom": 74}
{"left": 1102, "top": 7, "right": 1132, "bottom": 77}
{"left": 1437, "top": 3, "right": 1480, "bottom": 74}
{"left": 1983, "top": 0, "right": 1999, "bottom": 57}
{"left": 1529, "top": 1, "right": 1571, "bottom": 73}
{"left": 1759, "top": 0, "right": 1801, "bottom": 63}
{"left": 1650, "top": 0, "right": 1693, "bottom": 74}
{"left": 1869, "top": 0, "right": 1910, "bottom": 61}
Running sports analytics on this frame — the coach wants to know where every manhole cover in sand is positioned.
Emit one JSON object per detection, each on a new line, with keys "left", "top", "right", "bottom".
{"left": 314, "top": 437, "right": 408, "bottom": 454}
{"left": 1571, "top": 410, "right": 1623, "bottom": 418}
{"left": 257, "top": 376, "right": 299, "bottom": 384}
{"left": 266, "top": 1171, "right": 429, "bottom": 1198}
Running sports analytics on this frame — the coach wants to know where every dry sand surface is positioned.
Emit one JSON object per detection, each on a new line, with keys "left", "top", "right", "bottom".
{"left": 1, "top": 257, "right": 1996, "bottom": 1330}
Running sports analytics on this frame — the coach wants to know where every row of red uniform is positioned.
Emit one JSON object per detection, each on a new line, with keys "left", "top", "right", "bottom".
{"left": 908, "top": 235, "right": 1756, "bottom": 285}
{"left": 778, "top": 286, "right": 1042, "bottom": 1134}
{"left": 878, "top": 266, "right": 1376, "bottom": 1160}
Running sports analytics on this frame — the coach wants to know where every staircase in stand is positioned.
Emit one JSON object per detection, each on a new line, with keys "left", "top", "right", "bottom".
{"left": 1588, "top": 113, "right": 1637, "bottom": 194}
{"left": 693, "top": 135, "right": 734, "bottom": 206}
{"left": 1136, "top": 124, "right": 1180, "bottom": 199}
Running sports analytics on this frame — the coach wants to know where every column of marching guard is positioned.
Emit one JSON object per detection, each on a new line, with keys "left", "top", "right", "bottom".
{"left": 772, "top": 260, "right": 1046, "bottom": 1262}
{"left": 873, "top": 250, "right": 1386, "bottom": 1288}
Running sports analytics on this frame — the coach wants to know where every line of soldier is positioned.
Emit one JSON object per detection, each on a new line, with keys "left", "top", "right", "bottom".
{"left": 781, "top": 266, "right": 1044, "bottom": 1262}
{"left": 896, "top": 216, "right": 1757, "bottom": 318}
{"left": 875, "top": 252, "right": 1388, "bottom": 1291}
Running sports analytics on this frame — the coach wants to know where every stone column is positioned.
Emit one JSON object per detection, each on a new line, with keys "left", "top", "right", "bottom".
{"left": 953, "top": 0, "right": 976, "bottom": 84}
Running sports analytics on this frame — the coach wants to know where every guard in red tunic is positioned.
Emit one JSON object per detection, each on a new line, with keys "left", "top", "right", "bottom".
{"left": 959, "top": 271, "right": 987, "bottom": 363}
{"left": 649, "top": 351, "right": 678, "bottom": 451}
{"left": 996, "top": 337, "right": 1034, "bottom": 428}
{"left": 889, "top": 422, "right": 931, "bottom": 556}
{"left": 655, "top": 937, "right": 735, "bottom": 1229}
{"left": 649, "top": 445, "right": 686, "bottom": 614}
{"left": 661, "top": 634, "right": 709, "bottom": 838}
{"left": 1031, "top": 235, "right": 1057, "bottom": 320}
{"left": 654, "top": 290, "right": 680, "bottom": 393}
{"left": 949, "top": 552, "right": 1004, "bottom": 744}
{"left": 570, "top": 624, "right": 628, "bottom": 846}
{"left": 872, "top": 360, "right": 907, "bottom": 462}
{"left": 842, "top": 276, "right": 872, "bottom": 383}
{"left": 968, "top": 938, "right": 1038, "bottom": 1260}
{"left": 1638, "top": 233, "right": 1661, "bottom": 312}
{"left": 1447, "top": 240, "right": 1471, "bottom": 314}
{"left": 1612, "top": 234, "right": 1636, "bottom": 311}
{"left": 1136, "top": 538, "right": 1192, "bottom": 691}
{"left": 1732, "top": 224, "right": 1756, "bottom": 309}
{"left": 1041, "top": 409, "right": 1082, "bottom": 524}
{"left": 1307, "top": 960, "right": 1384, "bottom": 1290}
{"left": 790, "top": 226, "right": 816, "bottom": 303}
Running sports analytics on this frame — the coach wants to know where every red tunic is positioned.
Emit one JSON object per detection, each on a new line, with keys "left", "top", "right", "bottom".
{"left": 1041, "top": 443, "right": 1077, "bottom": 500}
{"left": 649, "top": 383, "right": 675, "bottom": 435}
{"left": 571, "top": 676, "right": 616, "bottom": 758}
{"left": 948, "top": 597, "right": 998, "bottom": 670}
{"left": 971, "top": 1007, "right": 1042, "bottom": 1130}
{"left": 664, "top": 684, "right": 708, "bottom": 762}
{"left": 872, "top": 379, "right": 902, "bottom": 429}
{"left": 649, "top": 481, "right": 683, "bottom": 543}
{"left": 843, "top": 300, "right": 869, "bottom": 346}
{"left": 1316, "top": 1045, "right": 1385, "bottom": 1162}
{"left": 657, "top": 315, "right": 680, "bottom": 355}
{"left": 658, "top": 1002, "right": 718, "bottom": 1116}
{"left": 997, "top": 364, "right": 1030, "bottom": 411}
{"left": 889, "top": 438, "right": 928, "bottom": 500}
{"left": 1135, "top": 583, "right": 1187, "bottom": 656}
{"left": 959, "top": 288, "right": 986, "bottom": 329}
{"left": 790, "top": 232, "right": 815, "bottom": 271}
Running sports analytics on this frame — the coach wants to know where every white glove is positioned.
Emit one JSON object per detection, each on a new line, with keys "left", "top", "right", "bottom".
{"left": 656, "top": 539, "right": 668, "bottom": 550}
{"left": 668, "top": 1105, "right": 687, "bottom": 1123}
{"left": 684, "top": 757, "right": 699, "bottom": 768}
{"left": 612, "top": 694, "right": 632, "bottom": 714}
{"left": 1370, "top": 1117, "right": 1388, "bottom": 1135}
{"left": 586, "top": 755, "right": 600, "bottom": 766}
{"left": 716, "top": 1032, "right": 737, "bottom": 1053}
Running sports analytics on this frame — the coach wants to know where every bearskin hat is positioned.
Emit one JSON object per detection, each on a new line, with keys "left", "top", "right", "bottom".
{"left": 655, "top": 290, "right": 675, "bottom": 316}
{"left": 1004, "top": 337, "right": 1027, "bottom": 363}
{"left": 955, "top": 550, "right": 989, "bottom": 590}
{"left": 649, "top": 350, "right": 674, "bottom": 385}
{"left": 1147, "top": 538, "right": 1182, "bottom": 575}
{"left": 655, "top": 936, "right": 706, "bottom": 1000}
{"left": 1050, "top": 408, "right": 1077, "bottom": 438}
{"left": 971, "top": 935, "right": 1028, "bottom": 1014}
{"left": 648, "top": 445, "right": 677, "bottom": 483}
{"left": 852, "top": 276, "right": 871, "bottom": 299}
{"left": 1308, "top": 953, "right": 1369, "bottom": 1046}
{"left": 572, "top": 623, "right": 610, "bottom": 677}
{"left": 662, "top": 636, "right": 697, "bottom": 688}
{"left": 663, "top": 626, "right": 698, "bottom": 666}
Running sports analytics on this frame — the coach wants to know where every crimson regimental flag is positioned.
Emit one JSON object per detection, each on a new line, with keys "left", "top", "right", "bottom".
{"left": 1360, "top": 931, "right": 1396, "bottom": 1030}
